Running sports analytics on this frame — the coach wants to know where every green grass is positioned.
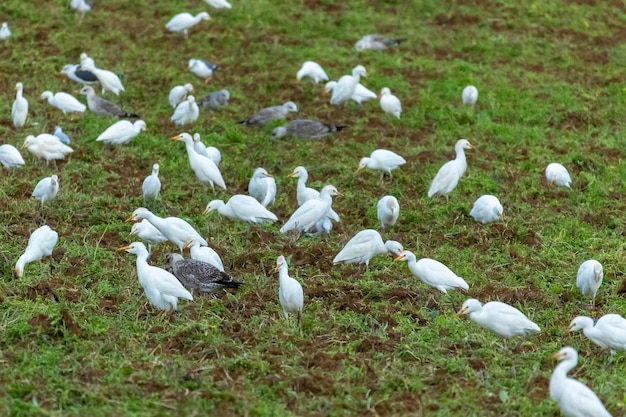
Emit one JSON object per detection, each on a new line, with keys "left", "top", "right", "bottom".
{"left": 1, "top": 0, "right": 626, "bottom": 415}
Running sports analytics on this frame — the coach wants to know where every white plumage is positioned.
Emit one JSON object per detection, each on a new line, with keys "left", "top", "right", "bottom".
{"left": 357, "top": 149, "right": 406, "bottom": 182}
{"left": 274, "top": 255, "right": 304, "bottom": 324}
{"left": 394, "top": 250, "right": 469, "bottom": 294}
{"left": 287, "top": 166, "right": 340, "bottom": 222}
{"left": 550, "top": 347, "right": 612, "bottom": 417}
{"left": 130, "top": 219, "right": 168, "bottom": 253}
{"left": 428, "top": 139, "right": 472, "bottom": 198}
{"left": 576, "top": 259, "right": 603, "bottom": 307}
{"left": 333, "top": 229, "right": 401, "bottom": 270}
{"left": 40, "top": 91, "right": 86, "bottom": 114}
{"left": 326, "top": 81, "right": 377, "bottom": 105}
{"left": 21, "top": 134, "right": 74, "bottom": 163}
{"left": 377, "top": 195, "right": 399, "bottom": 230}
{"left": 546, "top": 162, "right": 572, "bottom": 188}
{"left": 171, "top": 95, "right": 199, "bottom": 125}
{"left": 166, "top": 12, "right": 210, "bottom": 38}
{"left": 96, "top": 120, "right": 147, "bottom": 145}
{"left": 142, "top": 164, "right": 161, "bottom": 204}
{"left": 192, "top": 133, "right": 221, "bottom": 166}
{"left": 297, "top": 61, "right": 329, "bottom": 84}
{"left": 188, "top": 59, "right": 218, "bottom": 83}
{"left": 457, "top": 298, "right": 540, "bottom": 339}
{"left": 12, "top": 82, "right": 28, "bottom": 128}
{"left": 172, "top": 133, "right": 226, "bottom": 191}
{"left": 568, "top": 314, "right": 626, "bottom": 357}
{"left": 169, "top": 83, "right": 193, "bottom": 108}
{"left": 330, "top": 65, "right": 367, "bottom": 106}
{"left": 379, "top": 87, "right": 402, "bottom": 118}
{"left": 248, "top": 168, "right": 277, "bottom": 207}
{"left": 204, "top": 195, "right": 278, "bottom": 225}
{"left": 469, "top": 195, "right": 503, "bottom": 224}
{"left": 204, "top": 0, "right": 231, "bottom": 8}
{"left": 462, "top": 86, "right": 478, "bottom": 107}
{"left": 15, "top": 225, "right": 58, "bottom": 278}
{"left": 183, "top": 239, "right": 224, "bottom": 272}
{"left": 0, "top": 22, "right": 11, "bottom": 40}
{"left": 280, "top": 185, "right": 341, "bottom": 234}
{"left": 79, "top": 61, "right": 125, "bottom": 96}
{"left": 119, "top": 242, "right": 193, "bottom": 312}
{"left": 32, "top": 174, "right": 60, "bottom": 205}
{"left": 0, "top": 144, "right": 25, "bottom": 168}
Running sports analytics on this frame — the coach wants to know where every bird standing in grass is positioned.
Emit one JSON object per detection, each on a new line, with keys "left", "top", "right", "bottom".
{"left": 377, "top": 195, "right": 399, "bottom": 231}
{"left": 576, "top": 259, "right": 603, "bottom": 307}
{"left": 119, "top": 242, "right": 193, "bottom": 312}
{"left": 96, "top": 119, "right": 147, "bottom": 145}
{"left": 274, "top": 255, "right": 304, "bottom": 326}
{"left": 192, "top": 133, "right": 221, "bottom": 166}
{"left": 80, "top": 86, "right": 139, "bottom": 118}
{"left": 280, "top": 185, "right": 341, "bottom": 235}
{"left": 199, "top": 89, "right": 230, "bottom": 110}
{"left": 171, "top": 133, "right": 226, "bottom": 191}
{"left": 0, "top": 144, "right": 25, "bottom": 168}
{"left": 567, "top": 314, "right": 626, "bottom": 360}
{"left": 355, "top": 34, "right": 405, "bottom": 51}
{"left": 428, "top": 139, "right": 472, "bottom": 199}
{"left": 204, "top": 195, "right": 278, "bottom": 232}
{"left": 70, "top": 0, "right": 91, "bottom": 24}
{"left": 61, "top": 63, "right": 99, "bottom": 85}
{"left": 462, "top": 86, "right": 478, "bottom": 107}
{"left": 248, "top": 168, "right": 276, "bottom": 207}
{"left": 165, "top": 253, "right": 242, "bottom": 294}
{"left": 183, "top": 239, "right": 224, "bottom": 271}
{"left": 470, "top": 195, "right": 503, "bottom": 224}
{"left": 0, "top": 22, "right": 11, "bottom": 41}
{"left": 297, "top": 61, "right": 329, "bottom": 84}
{"left": 204, "top": 0, "right": 232, "bottom": 9}
{"left": 12, "top": 82, "right": 28, "bottom": 128}
{"left": 15, "top": 225, "right": 58, "bottom": 278}
{"left": 53, "top": 126, "right": 71, "bottom": 145}
{"left": 130, "top": 219, "right": 168, "bottom": 254}
{"left": 169, "top": 83, "right": 193, "bottom": 108}
{"left": 21, "top": 134, "right": 74, "bottom": 164}
{"left": 545, "top": 163, "right": 572, "bottom": 189}
{"left": 333, "top": 229, "right": 403, "bottom": 273}
{"left": 379, "top": 87, "right": 402, "bottom": 119}
{"left": 78, "top": 61, "right": 125, "bottom": 96}
{"left": 330, "top": 65, "right": 367, "bottom": 106}
{"left": 171, "top": 95, "right": 199, "bottom": 126}
{"left": 32, "top": 175, "right": 60, "bottom": 205}
{"left": 166, "top": 12, "right": 210, "bottom": 39}
{"left": 41, "top": 91, "right": 86, "bottom": 114}
{"left": 142, "top": 164, "right": 161, "bottom": 205}
{"left": 550, "top": 347, "right": 612, "bottom": 417}
{"left": 325, "top": 81, "right": 377, "bottom": 105}
{"left": 287, "top": 166, "right": 340, "bottom": 221}
{"left": 357, "top": 149, "right": 406, "bottom": 183}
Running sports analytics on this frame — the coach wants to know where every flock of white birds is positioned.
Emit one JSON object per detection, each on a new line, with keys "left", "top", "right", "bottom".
{"left": 2, "top": 2, "right": 624, "bottom": 416}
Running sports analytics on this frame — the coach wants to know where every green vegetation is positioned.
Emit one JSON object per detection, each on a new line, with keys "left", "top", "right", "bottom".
{"left": 1, "top": 0, "right": 626, "bottom": 415}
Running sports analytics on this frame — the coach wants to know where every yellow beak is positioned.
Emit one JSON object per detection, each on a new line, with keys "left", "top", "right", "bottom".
{"left": 456, "top": 306, "right": 468, "bottom": 317}
{"left": 125, "top": 214, "right": 137, "bottom": 223}
{"left": 118, "top": 245, "right": 132, "bottom": 251}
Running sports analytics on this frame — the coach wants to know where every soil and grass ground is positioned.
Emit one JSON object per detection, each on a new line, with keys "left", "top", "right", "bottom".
{"left": 1, "top": 0, "right": 626, "bottom": 415}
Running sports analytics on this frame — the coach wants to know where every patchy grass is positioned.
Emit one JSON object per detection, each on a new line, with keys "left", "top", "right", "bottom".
{"left": 1, "top": 0, "right": 626, "bottom": 415}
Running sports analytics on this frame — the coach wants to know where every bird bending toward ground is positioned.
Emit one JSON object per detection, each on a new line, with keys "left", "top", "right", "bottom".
{"left": 274, "top": 255, "right": 304, "bottom": 325}
{"left": 96, "top": 119, "right": 147, "bottom": 145}
{"left": 12, "top": 82, "right": 28, "bottom": 128}
{"left": 204, "top": 195, "right": 278, "bottom": 228}
{"left": 15, "top": 225, "right": 58, "bottom": 277}
{"left": 199, "top": 89, "right": 230, "bottom": 110}
{"left": 297, "top": 61, "right": 329, "bottom": 84}
{"left": 550, "top": 347, "right": 612, "bottom": 417}
{"left": 32, "top": 175, "right": 60, "bottom": 205}
{"left": 330, "top": 65, "right": 367, "bottom": 106}
{"left": 171, "top": 133, "right": 226, "bottom": 191}
{"left": 357, "top": 149, "right": 406, "bottom": 182}
{"left": 379, "top": 87, "right": 402, "bottom": 118}
{"left": 41, "top": 91, "right": 86, "bottom": 114}
{"left": 567, "top": 314, "right": 626, "bottom": 359}
{"left": 576, "top": 260, "right": 603, "bottom": 307}
{"left": 280, "top": 185, "right": 341, "bottom": 235}
{"left": 119, "top": 242, "right": 193, "bottom": 312}
{"left": 188, "top": 59, "right": 218, "bottom": 83}
{"left": 192, "top": 133, "right": 221, "bottom": 166}
{"left": 21, "top": 134, "right": 73, "bottom": 163}
{"left": 169, "top": 83, "right": 193, "bottom": 108}
{"left": 165, "top": 253, "right": 242, "bottom": 294}
{"left": 130, "top": 219, "right": 168, "bottom": 253}
{"left": 142, "top": 164, "right": 161, "bottom": 204}
{"left": 79, "top": 61, "right": 125, "bottom": 96}
{"left": 238, "top": 102, "right": 298, "bottom": 127}
{"left": 183, "top": 239, "right": 224, "bottom": 271}
{"left": 171, "top": 95, "right": 199, "bottom": 125}
{"left": 0, "top": 22, "right": 11, "bottom": 41}
{"left": 80, "top": 86, "right": 139, "bottom": 118}
{"left": 462, "top": 86, "right": 478, "bottom": 107}
{"left": 325, "top": 81, "right": 377, "bottom": 105}
{"left": 355, "top": 34, "right": 405, "bottom": 51}
{"left": 428, "top": 139, "right": 472, "bottom": 198}
{"left": 470, "top": 195, "right": 503, "bottom": 224}
{"left": 166, "top": 12, "right": 210, "bottom": 39}
{"left": 287, "top": 166, "right": 340, "bottom": 221}
{"left": 70, "top": 0, "right": 91, "bottom": 23}
{"left": 272, "top": 119, "right": 346, "bottom": 140}
{"left": 377, "top": 195, "right": 399, "bottom": 230}
{"left": 248, "top": 168, "right": 276, "bottom": 207}
{"left": 545, "top": 163, "right": 572, "bottom": 189}
{"left": 0, "top": 144, "right": 25, "bottom": 168}
{"left": 204, "top": 0, "right": 232, "bottom": 8}
{"left": 333, "top": 229, "right": 402, "bottom": 272}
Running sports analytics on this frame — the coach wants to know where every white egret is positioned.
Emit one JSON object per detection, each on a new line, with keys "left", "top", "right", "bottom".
{"left": 287, "top": 166, "right": 340, "bottom": 221}
{"left": 15, "top": 225, "right": 58, "bottom": 278}
{"left": 0, "top": 144, "right": 25, "bottom": 168}
{"left": 377, "top": 195, "right": 399, "bottom": 230}
{"left": 21, "top": 134, "right": 73, "bottom": 163}
{"left": 567, "top": 314, "right": 626, "bottom": 359}
{"left": 166, "top": 12, "right": 210, "bottom": 39}
{"left": 171, "top": 133, "right": 226, "bottom": 191}
{"left": 330, "top": 65, "right": 367, "bottom": 106}
{"left": 545, "top": 163, "right": 572, "bottom": 188}
{"left": 183, "top": 239, "right": 224, "bottom": 272}
{"left": 274, "top": 255, "right": 304, "bottom": 326}
{"left": 462, "top": 86, "right": 478, "bottom": 107}
{"left": 576, "top": 259, "right": 603, "bottom": 307}
{"left": 325, "top": 81, "right": 377, "bottom": 105}
{"left": 79, "top": 61, "right": 125, "bottom": 95}
{"left": 357, "top": 149, "right": 406, "bottom": 182}
{"left": 297, "top": 61, "right": 329, "bottom": 84}
{"left": 169, "top": 83, "right": 193, "bottom": 108}
{"left": 428, "top": 139, "right": 472, "bottom": 198}
{"left": 171, "top": 95, "right": 199, "bottom": 126}
{"left": 130, "top": 219, "right": 168, "bottom": 253}
{"left": 12, "top": 82, "right": 28, "bottom": 128}
{"left": 0, "top": 22, "right": 11, "bottom": 40}
{"left": 280, "top": 185, "right": 341, "bottom": 235}
{"left": 248, "top": 168, "right": 276, "bottom": 207}
{"left": 40, "top": 91, "right": 86, "bottom": 114}
{"left": 96, "top": 120, "right": 147, "bottom": 145}
{"left": 204, "top": 0, "right": 232, "bottom": 9}
{"left": 192, "top": 133, "right": 221, "bottom": 166}
{"left": 142, "top": 164, "right": 161, "bottom": 204}
{"left": 32, "top": 175, "right": 59, "bottom": 205}
{"left": 470, "top": 195, "right": 503, "bottom": 224}
{"left": 333, "top": 229, "right": 402, "bottom": 272}
{"left": 126, "top": 208, "right": 208, "bottom": 252}
{"left": 379, "top": 87, "right": 402, "bottom": 118}
{"left": 204, "top": 195, "right": 278, "bottom": 229}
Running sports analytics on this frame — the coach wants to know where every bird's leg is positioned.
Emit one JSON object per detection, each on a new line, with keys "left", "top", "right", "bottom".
{"left": 184, "top": 29, "right": 188, "bottom": 39}
{"left": 378, "top": 171, "right": 384, "bottom": 184}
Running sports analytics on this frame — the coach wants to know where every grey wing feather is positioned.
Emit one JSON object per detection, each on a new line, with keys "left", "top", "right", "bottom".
{"left": 286, "top": 119, "right": 346, "bottom": 139}
{"left": 241, "top": 106, "right": 280, "bottom": 126}
{"left": 172, "top": 259, "right": 243, "bottom": 293}
{"left": 91, "top": 96, "right": 140, "bottom": 118}
{"left": 74, "top": 65, "right": 99, "bottom": 82}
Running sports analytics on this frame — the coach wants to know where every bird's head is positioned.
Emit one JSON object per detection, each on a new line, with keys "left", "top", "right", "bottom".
{"left": 357, "top": 157, "right": 369, "bottom": 172}
{"left": 273, "top": 255, "right": 286, "bottom": 273}
{"left": 125, "top": 207, "right": 150, "bottom": 223}
{"left": 203, "top": 200, "right": 223, "bottom": 215}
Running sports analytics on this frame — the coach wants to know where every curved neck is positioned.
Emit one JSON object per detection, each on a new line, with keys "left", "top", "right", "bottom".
{"left": 278, "top": 264, "right": 290, "bottom": 283}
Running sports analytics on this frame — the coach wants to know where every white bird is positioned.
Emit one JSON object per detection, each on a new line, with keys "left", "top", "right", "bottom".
{"left": 377, "top": 195, "right": 400, "bottom": 230}
{"left": 379, "top": 87, "right": 402, "bottom": 118}
{"left": 53, "top": 126, "right": 71, "bottom": 145}
{"left": 169, "top": 83, "right": 193, "bottom": 108}
{"left": 567, "top": 314, "right": 626, "bottom": 358}
{"left": 21, "top": 134, "right": 74, "bottom": 163}
{"left": 96, "top": 119, "right": 147, "bottom": 145}
{"left": 470, "top": 195, "right": 503, "bottom": 224}
{"left": 428, "top": 139, "right": 472, "bottom": 198}
{"left": 248, "top": 168, "right": 277, "bottom": 207}
{"left": 456, "top": 299, "right": 540, "bottom": 343}
{"left": 274, "top": 255, "right": 304, "bottom": 325}
{"left": 188, "top": 59, "right": 218, "bottom": 83}
{"left": 546, "top": 163, "right": 572, "bottom": 189}
{"left": 32, "top": 175, "right": 60, "bottom": 205}
{"left": 550, "top": 347, "right": 612, "bottom": 417}
{"left": 60, "top": 63, "right": 99, "bottom": 85}
{"left": 280, "top": 185, "right": 341, "bottom": 234}
{"left": 287, "top": 166, "right": 340, "bottom": 221}
{"left": 119, "top": 242, "right": 193, "bottom": 312}
{"left": 325, "top": 81, "right": 377, "bottom": 105}
{"left": 462, "top": 85, "right": 478, "bottom": 107}
{"left": 330, "top": 65, "right": 367, "bottom": 106}
{"left": 355, "top": 34, "right": 405, "bottom": 51}
{"left": 0, "top": 22, "right": 11, "bottom": 41}
{"left": 12, "top": 82, "right": 28, "bottom": 128}
{"left": 183, "top": 239, "right": 224, "bottom": 272}
{"left": 126, "top": 207, "right": 208, "bottom": 252}
{"left": 0, "top": 144, "right": 25, "bottom": 168}
{"left": 297, "top": 61, "right": 329, "bottom": 84}
{"left": 395, "top": 250, "right": 469, "bottom": 309}
{"left": 166, "top": 12, "right": 210, "bottom": 39}
{"left": 333, "top": 229, "right": 402, "bottom": 272}
{"left": 79, "top": 61, "right": 125, "bottom": 96}
{"left": 576, "top": 260, "right": 603, "bottom": 307}
{"left": 204, "top": 195, "right": 278, "bottom": 228}
{"left": 70, "top": 0, "right": 91, "bottom": 23}
{"left": 40, "top": 91, "right": 86, "bottom": 114}
{"left": 204, "top": 0, "right": 232, "bottom": 8}
{"left": 130, "top": 219, "right": 168, "bottom": 253}
{"left": 79, "top": 52, "right": 95, "bottom": 68}
{"left": 192, "top": 133, "right": 221, "bottom": 166}
{"left": 142, "top": 164, "right": 161, "bottom": 204}
{"left": 171, "top": 133, "right": 226, "bottom": 191}
{"left": 15, "top": 225, "right": 58, "bottom": 278}
{"left": 171, "top": 95, "right": 199, "bottom": 126}
{"left": 357, "top": 149, "right": 406, "bottom": 182}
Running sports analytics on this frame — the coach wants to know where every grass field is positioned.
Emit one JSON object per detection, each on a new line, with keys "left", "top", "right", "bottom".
{"left": 1, "top": 0, "right": 626, "bottom": 415}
